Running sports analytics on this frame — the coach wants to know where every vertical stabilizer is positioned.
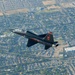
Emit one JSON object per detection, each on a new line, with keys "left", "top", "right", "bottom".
{"left": 44, "top": 32, "right": 54, "bottom": 43}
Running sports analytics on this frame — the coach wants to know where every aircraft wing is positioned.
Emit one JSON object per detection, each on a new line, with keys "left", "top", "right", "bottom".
{"left": 27, "top": 39, "right": 38, "bottom": 47}
{"left": 38, "top": 34, "right": 46, "bottom": 38}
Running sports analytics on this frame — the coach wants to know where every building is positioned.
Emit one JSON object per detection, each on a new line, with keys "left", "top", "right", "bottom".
{"left": 64, "top": 46, "right": 75, "bottom": 57}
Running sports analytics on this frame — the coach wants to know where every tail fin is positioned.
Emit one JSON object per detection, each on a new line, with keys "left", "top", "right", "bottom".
{"left": 44, "top": 32, "right": 54, "bottom": 43}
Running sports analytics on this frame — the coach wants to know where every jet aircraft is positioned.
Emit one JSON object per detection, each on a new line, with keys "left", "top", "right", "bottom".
{"left": 10, "top": 29, "right": 59, "bottom": 50}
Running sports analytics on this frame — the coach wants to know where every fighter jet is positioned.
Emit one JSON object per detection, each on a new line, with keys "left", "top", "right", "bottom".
{"left": 10, "top": 29, "right": 59, "bottom": 50}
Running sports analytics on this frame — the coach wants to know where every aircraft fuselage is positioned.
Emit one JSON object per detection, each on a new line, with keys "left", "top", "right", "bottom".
{"left": 26, "top": 31, "right": 52, "bottom": 45}
{"left": 10, "top": 29, "right": 59, "bottom": 49}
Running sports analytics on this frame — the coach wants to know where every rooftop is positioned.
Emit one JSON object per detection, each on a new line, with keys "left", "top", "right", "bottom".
{"left": 64, "top": 46, "right": 75, "bottom": 52}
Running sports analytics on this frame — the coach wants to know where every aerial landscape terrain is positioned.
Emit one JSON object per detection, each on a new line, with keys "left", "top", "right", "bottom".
{"left": 0, "top": 0, "right": 75, "bottom": 75}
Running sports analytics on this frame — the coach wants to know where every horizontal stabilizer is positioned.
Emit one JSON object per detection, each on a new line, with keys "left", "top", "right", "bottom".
{"left": 45, "top": 45, "right": 51, "bottom": 50}
{"left": 27, "top": 39, "right": 38, "bottom": 47}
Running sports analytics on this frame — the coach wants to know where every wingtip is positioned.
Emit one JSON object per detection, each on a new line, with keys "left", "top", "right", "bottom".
{"left": 9, "top": 29, "right": 14, "bottom": 32}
